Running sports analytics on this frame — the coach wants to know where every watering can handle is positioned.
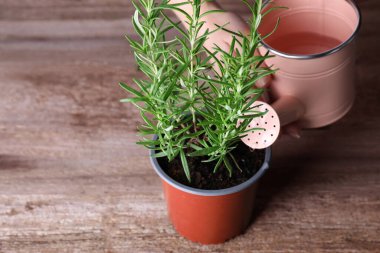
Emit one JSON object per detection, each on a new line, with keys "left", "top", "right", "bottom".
{"left": 271, "top": 96, "right": 305, "bottom": 126}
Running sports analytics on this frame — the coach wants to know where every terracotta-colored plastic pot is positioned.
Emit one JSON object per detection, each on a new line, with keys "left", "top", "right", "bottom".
{"left": 150, "top": 147, "right": 271, "bottom": 244}
{"left": 258, "top": 0, "right": 361, "bottom": 128}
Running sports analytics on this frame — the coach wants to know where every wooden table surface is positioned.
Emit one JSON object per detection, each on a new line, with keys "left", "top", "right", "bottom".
{"left": 0, "top": 0, "right": 379, "bottom": 252}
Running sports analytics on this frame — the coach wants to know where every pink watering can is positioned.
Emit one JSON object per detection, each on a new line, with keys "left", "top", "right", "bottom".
{"left": 169, "top": 0, "right": 361, "bottom": 149}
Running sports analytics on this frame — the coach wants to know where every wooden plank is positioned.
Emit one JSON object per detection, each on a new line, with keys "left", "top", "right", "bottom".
{"left": 0, "top": 0, "right": 379, "bottom": 252}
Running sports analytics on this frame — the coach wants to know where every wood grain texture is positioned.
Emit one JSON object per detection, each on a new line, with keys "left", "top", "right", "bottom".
{"left": 0, "top": 0, "right": 379, "bottom": 252}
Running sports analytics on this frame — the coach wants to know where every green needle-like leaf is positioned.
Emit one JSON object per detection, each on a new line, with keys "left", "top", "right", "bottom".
{"left": 180, "top": 149, "right": 191, "bottom": 182}
{"left": 188, "top": 146, "right": 219, "bottom": 157}
{"left": 119, "top": 82, "right": 144, "bottom": 98}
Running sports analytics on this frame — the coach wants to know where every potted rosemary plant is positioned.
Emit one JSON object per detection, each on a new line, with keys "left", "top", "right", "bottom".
{"left": 120, "top": 0, "right": 278, "bottom": 244}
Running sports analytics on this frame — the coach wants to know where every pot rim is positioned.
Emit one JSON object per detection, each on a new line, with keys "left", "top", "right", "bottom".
{"left": 260, "top": 0, "right": 362, "bottom": 60}
{"left": 149, "top": 138, "right": 271, "bottom": 197}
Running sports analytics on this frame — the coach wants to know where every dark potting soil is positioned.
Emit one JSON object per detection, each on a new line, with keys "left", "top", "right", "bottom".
{"left": 157, "top": 142, "right": 265, "bottom": 190}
